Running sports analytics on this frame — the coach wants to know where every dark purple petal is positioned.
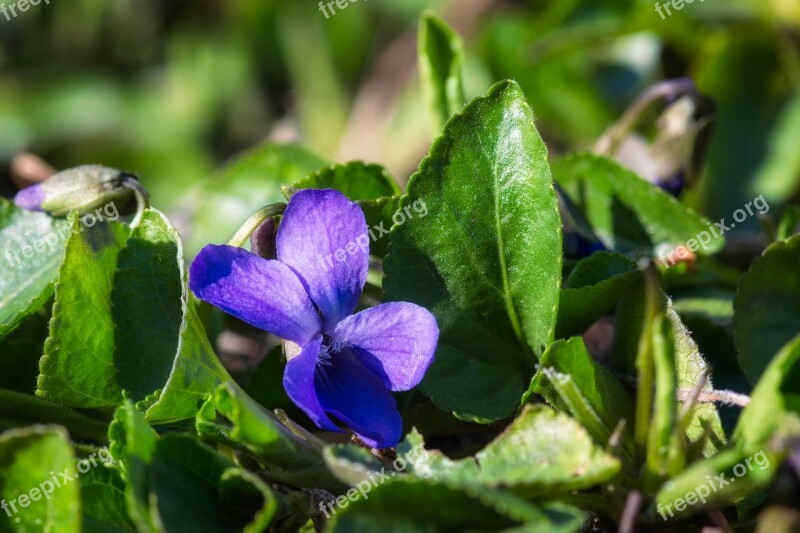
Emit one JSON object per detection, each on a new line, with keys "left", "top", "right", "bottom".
{"left": 332, "top": 302, "right": 438, "bottom": 391}
{"left": 189, "top": 244, "right": 322, "bottom": 345}
{"left": 14, "top": 183, "right": 46, "bottom": 211}
{"left": 276, "top": 189, "right": 369, "bottom": 331}
{"left": 316, "top": 348, "right": 402, "bottom": 448}
{"left": 283, "top": 336, "right": 340, "bottom": 432}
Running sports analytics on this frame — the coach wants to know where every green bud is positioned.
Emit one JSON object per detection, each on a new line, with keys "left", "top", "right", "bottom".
{"left": 16, "top": 165, "right": 142, "bottom": 217}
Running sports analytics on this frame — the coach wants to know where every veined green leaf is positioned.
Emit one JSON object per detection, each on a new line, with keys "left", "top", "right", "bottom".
{"left": 553, "top": 153, "right": 724, "bottom": 257}
{"left": 38, "top": 216, "right": 129, "bottom": 407}
{"left": 384, "top": 80, "right": 562, "bottom": 421}
{"left": 557, "top": 252, "right": 640, "bottom": 338}
{"left": 528, "top": 337, "right": 635, "bottom": 460}
{"left": 0, "top": 199, "right": 69, "bottom": 337}
{"left": 112, "top": 209, "right": 184, "bottom": 402}
{"left": 80, "top": 463, "right": 135, "bottom": 531}
{"left": 402, "top": 405, "right": 621, "bottom": 498}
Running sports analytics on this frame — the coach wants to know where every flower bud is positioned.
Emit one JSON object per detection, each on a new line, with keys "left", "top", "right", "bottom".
{"left": 14, "top": 165, "right": 140, "bottom": 217}
{"left": 596, "top": 78, "right": 714, "bottom": 197}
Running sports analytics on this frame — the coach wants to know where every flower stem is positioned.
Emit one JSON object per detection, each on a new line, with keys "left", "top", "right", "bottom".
{"left": 122, "top": 175, "right": 150, "bottom": 228}
{"left": 228, "top": 203, "right": 287, "bottom": 248}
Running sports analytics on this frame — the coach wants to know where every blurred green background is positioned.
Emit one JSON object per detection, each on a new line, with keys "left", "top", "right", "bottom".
{"left": 1, "top": 0, "right": 799, "bottom": 247}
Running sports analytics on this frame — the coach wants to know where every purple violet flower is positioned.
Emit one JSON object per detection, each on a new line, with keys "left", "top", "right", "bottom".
{"left": 189, "top": 189, "right": 439, "bottom": 448}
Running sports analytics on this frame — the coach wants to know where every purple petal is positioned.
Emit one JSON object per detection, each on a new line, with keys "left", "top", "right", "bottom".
{"left": 14, "top": 183, "right": 46, "bottom": 211}
{"left": 283, "top": 336, "right": 340, "bottom": 432}
{"left": 189, "top": 244, "right": 322, "bottom": 345}
{"left": 332, "top": 302, "right": 438, "bottom": 392}
{"left": 316, "top": 348, "right": 402, "bottom": 448}
{"left": 276, "top": 189, "right": 369, "bottom": 330}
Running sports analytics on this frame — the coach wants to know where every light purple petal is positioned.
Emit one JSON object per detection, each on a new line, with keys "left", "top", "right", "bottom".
{"left": 316, "top": 348, "right": 402, "bottom": 448}
{"left": 14, "top": 183, "right": 46, "bottom": 211}
{"left": 283, "top": 336, "right": 340, "bottom": 433}
{"left": 277, "top": 189, "right": 369, "bottom": 331}
{"left": 189, "top": 244, "right": 322, "bottom": 345}
{"left": 332, "top": 302, "right": 438, "bottom": 391}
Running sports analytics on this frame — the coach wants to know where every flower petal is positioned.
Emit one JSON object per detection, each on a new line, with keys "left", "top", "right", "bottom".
{"left": 316, "top": 348, "right": 403, "bottom": 448}
{"left": 189, "top": 244, "right": 322, "bottom": 345}
{"left": 283, "top": 336, "right": 340, "bottom": 432}
{"left": 332, "top": 302, "right": 438, "bottom": 391}
{"left": 14, "top": 184, "right": 46, "bottom": 211}
{"left": 277, "top": 189, "right": 369, "bottom": 330}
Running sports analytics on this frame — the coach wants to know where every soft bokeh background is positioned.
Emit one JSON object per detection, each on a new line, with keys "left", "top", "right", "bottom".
{"left": 1, "top": 0, "right": 799, "bottom": 242}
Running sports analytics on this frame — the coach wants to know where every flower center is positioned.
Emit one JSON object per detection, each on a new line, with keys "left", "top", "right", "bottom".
{"left": 318, "top": 334, "right": 341, "bottom": 367}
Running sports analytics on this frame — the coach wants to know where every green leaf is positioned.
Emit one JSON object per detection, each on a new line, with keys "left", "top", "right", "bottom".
{"left": 144, "top": 300, "right": 234, "bottom": 424}
{"left": 38, "top": 216, "right": 129, "bottom": 407}
{"left": 291, "top": 161, "right": 402, "bottom": 257}
{"left": 109, "top": 400, "right": 158, "bottom": 465}
{"left": 733, "top": 333, "right": 800, "bottom": 451}
{"left": 292, "top": 161, "right": 400, "bottom": 200}
{"left": 749, "top": 90, "right": 800, "bottom": 203}
{"left": 418, "top": 10, "right": 466, "bottom": 135}
{"left": 777, "top": 205, "right": 800, "bottom": 241}
{"left": 404, "top": 405, "right": 620, "bottom": 497}
{"left": 112, "top": 209, "right": 184, "bottom": 402}
{"left": 734, "top": 234, "right": 800, "bottom": 384}
{"left": 322, "top": 445, "right": 388, "bottom": 487}
{"left": 0, "top": 425, "right": 80, "bottom": 532}
{"left": 553, "top": 153, "right": 724, "bottom": 257}
{"left": 384, "top": 80, "right": 562, "bottom": 421}
{"left": 80, "top": 463, "right": 135, "bottom": 531}
{"left": 186, "top": 143, "right": 328, "bottom": 256}
{"left": 0, "top": 199, "right": 69, "bottom": 337}
{"left": 108, "top": 401, "right": 158, "bottom": 532}
{"left": 196, "top": 383, "right": 346, "bottom": 493}
{"left": 328, "top": 477, "right": 586, "bottom": 533}
{"left": 149, "top": 433, "right": 280, "bottom": 532}
{"left": 557, "top": 252, "right": 640, "bottom": 337}
{"left": 218, "top": 468, "right": 280, "bottom": 533}
{"left": 528, "top": 337, "right": 635, "bottom": 459}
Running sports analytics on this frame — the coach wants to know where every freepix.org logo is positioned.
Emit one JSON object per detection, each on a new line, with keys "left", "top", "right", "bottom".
{"left": 1, "top": 0, "right": 50, "bottom": 23}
